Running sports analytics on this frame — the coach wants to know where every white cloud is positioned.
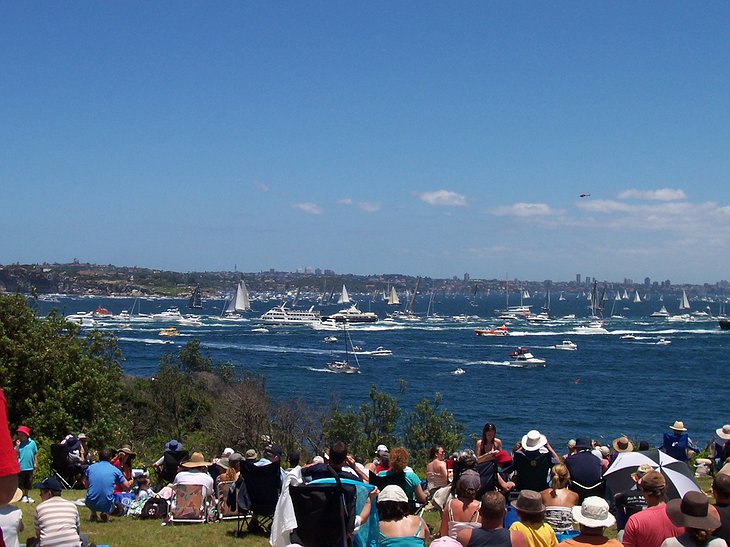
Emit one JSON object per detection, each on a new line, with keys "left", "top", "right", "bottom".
{"left": 293, "top": 202, "right": 323, "bottom": 215}
{"left": 337, "top": 198, "right": 353, "bottom": 205}
{"left": 257, "top": 183, "right": 269, "bottom": 192}
{"left": 417, "top": 190, "right": 467, "bottom": 206}
{"left": 618, "top": 188, "right": 686, "bottom": 201}
{"left": 359, "top": 202, "right": 381, "bottom": 213}
{"left": 490, "top": 202, "right": 564, "bottom": 217}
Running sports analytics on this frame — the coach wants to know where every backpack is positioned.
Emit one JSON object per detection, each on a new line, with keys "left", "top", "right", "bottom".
{"left": 141, "top": 497, "right": 168, "bottom": 519}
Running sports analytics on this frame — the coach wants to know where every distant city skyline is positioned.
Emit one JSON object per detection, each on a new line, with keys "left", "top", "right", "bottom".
{"left": 2, "top": 3, "right": 730, "bottom": 284}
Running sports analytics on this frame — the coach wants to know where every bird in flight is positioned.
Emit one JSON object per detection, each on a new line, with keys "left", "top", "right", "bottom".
{"left": 579, "top": 193, "right": 591, "bottom": 198}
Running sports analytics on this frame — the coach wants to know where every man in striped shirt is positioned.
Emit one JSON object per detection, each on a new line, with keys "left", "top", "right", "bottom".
{"left": 31, "top": 477, "right": 82, "bottom": 547}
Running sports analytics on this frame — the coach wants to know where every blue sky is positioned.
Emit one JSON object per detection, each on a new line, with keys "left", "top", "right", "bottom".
{"left": 2, "top": 2, "right": 729, "bottom": 284}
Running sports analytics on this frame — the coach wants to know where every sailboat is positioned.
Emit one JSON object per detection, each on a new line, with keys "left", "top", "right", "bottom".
{"left": 559, "top": 292, "right": 566, "bottom": 301}
{"left": 337, "top": 285, "right": 350, "bottom": 305}
{"left": 224, "top": 280, "right": 251, "bottom": 316}
{"left": 327, "top": 324, "right": 360, "bottom": 374}
{"left": 187, "top": 285, "right": 203, "bottom": 309}
{"left": 632, "top": 290, "right": 642, "bottom": 304}
{"left": 622, "top": 289, "right": 630, "bottom": 300}
{"left": 387, "top": 286, "right": 400, "bottom": 306}
{"left": 679, "top": 289, "right": 691, "bottom": 311}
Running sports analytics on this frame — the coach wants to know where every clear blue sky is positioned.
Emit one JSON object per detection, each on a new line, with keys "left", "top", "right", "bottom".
{"left": 2, "top": 2, "right": 729, "bottom": 284}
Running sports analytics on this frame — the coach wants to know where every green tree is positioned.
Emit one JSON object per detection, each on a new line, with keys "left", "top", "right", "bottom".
{"left": 0, "top": 294, "right": 126, "bottom": 445}
{"left": 401, "top": 392, "right": 464, "bottom": 467}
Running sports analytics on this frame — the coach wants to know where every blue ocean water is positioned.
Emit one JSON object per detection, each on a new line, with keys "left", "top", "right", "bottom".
{"left": 36, "top": 293, "right": 730, "bottom": 453}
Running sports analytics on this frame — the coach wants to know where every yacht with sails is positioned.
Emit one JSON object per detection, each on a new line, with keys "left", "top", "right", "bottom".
{"left": 224, "top": 280, "right": 252, "bottom": 317}
{"left": 187, "top": 285, "right": 203, "bottom": 309}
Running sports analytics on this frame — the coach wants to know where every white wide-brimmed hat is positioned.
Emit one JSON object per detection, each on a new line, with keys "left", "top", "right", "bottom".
{"left": 572, "top": 496, "right": 616, "bottom": 528}
{"left": 378, "top": 485, "right": 408, "bottom": 503}
{"left": 717, "top": 424, "right": 730, "bottom": 440}
{"left": 521, "top": 430, "right": 547, "bottom": 451}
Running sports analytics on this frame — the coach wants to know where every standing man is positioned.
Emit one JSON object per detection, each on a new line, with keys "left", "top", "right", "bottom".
{"left": 622, "top": 470, "right": 683, "bottom": 547}
{"left": 14, "top": 425, "right": 37, "bottom": 503}
{"left": 29, "top": 477, "right": 83, "bottom": 547}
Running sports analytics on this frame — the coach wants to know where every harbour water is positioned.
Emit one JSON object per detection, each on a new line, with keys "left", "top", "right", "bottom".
{"left": 35, "top": 293, "right": 730, "bottom": 453}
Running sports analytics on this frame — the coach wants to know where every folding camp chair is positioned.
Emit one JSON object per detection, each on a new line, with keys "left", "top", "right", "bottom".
{"left": 169, "top": 483, "right": 211, "bottom": 524}
{"left": 289, "top": 475, "right": 357, "bottom": 547}
{"left": 216, "top": 479, "right": 238, "bottom": 521}
{"left": 50, "top": 444, "right": 82, "bottom": 489}
{"left": 235, "top": 461, "right": 281, "bottom": 535}
{"left": 512, "top": 450, "right": 552, "bottom": 492}
{"left": 368, "top": 470, "right": 422, "bottom": 514}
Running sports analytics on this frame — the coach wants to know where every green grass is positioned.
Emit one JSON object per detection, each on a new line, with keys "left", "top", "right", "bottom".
{"left": 14, "top": 476, "right": 715, "bottom": 546}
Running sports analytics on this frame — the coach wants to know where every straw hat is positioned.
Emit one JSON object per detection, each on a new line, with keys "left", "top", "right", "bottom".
{"left": 612, "top": 436, "right": 634, "bottom": 453}
{"left": 521, "top": 430, "right": 547, "bottom": 452}
{"left": 10, "top": 488, "right": 22, "bottom": 504}
{"left": 245, "top": 449, "right": 258, "bottom": 461}
{"left": 181, "top": 452, "right": 211, "bottom": 468}
{"left": 378, "top": 485, "right": 408, "bottom": 504}
{"left": 666, "top": 491, "right": 720, "bottom": 530}
{"left": 116, "top": 444, "right": 136, "bottom": 457}
{"left": 572, "top": 496, "right": 616, "bottom": 528}
{"left": 513, "top": 490, "right": 545, "bottom": 514}
{"left": 631, "top": 463, "right": 654, "bottom": 482}
{"left": 670, "top": 420, "right": 687, "bottom": 432}
{"left": 717, "top": 425, "right": 730, "bottom": 441}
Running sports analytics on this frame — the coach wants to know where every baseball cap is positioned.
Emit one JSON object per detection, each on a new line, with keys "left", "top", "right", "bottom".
{"left": 34, "top": 477, "right": 63, "bottom": 493}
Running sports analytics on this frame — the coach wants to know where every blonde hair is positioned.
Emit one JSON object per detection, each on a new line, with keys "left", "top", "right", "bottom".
{"left": 550, "top": 463, "right": 571, "bottom": 489}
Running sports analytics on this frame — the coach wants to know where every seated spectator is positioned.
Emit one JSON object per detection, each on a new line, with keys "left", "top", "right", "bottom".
{"left": 714, "top": 425, "right": 730, "bottom": 472}
{"left": 456, "top": 491, "right": 528, "bottom": 547}
{"left": 712, "top": 473, "right": 730, "bottom": 542}
{"left": 662, "top": 421, "right": 699, "bottom": 463}
{"left": 513, "top": 430, "right": 560, "bottom": 492}
{"left": 378, "top": 447, "right": 428, "bottom": 506}
{"left": 561, "top": 496, "right": 621, "bottom": 546}
{"left": 110, "top": 445, "right": 135, "bottom": 494}
{"left": 85, "top": 449, "right": 133, "bottom": 522}
{"left": 152, "top": 440, "right": 188, "bottom": 488}
{"left": 136, "top": 476, "right": 154, "bottom": 500}
{"left": 440, "top": 471, "right": 482, "bottom": 539}
{"left": 29, "top": 477, "right": 86, "bottom": 547}
{"left": 613, "top": 464, "right": 650, "bottom": 533}
{"left": 255, "top": 444, "right": 287, "bottom": 485}
{"left": 173, "top": 452, "right": 214, "bottom": 499}
{"left": 244, "top": 449, "right": 258, "bottom": 462}
{"left": 366, "top": 444, "right": 390, "bottom": 473}
{"left": 0, "top": 488, "right": 24, "bottom": 547}
{"left": 377, "top": 485, "right": 430, "bottom": 546}
{"left": 564, "top": 438, "right": 602, "bottom": 487}
{"left": 426, "top": 445, "right": 450, "bottom": 491}
{"left": 508, "top": 490, "right": 558, "bottom": 547}
{"left": 622, "top": 470, "right": 683, "bottom": 547}
{"left": 611, "top": 436, "right": 634, "bottom": 465}
{"left": 563, "top": 439, "right": 577, "bottom": 461}
{"left": 597, "top": 446, "right": 611, "bottom": 473}
{"left": 661, "top": 491, "right": 724, "bottom": 547}
{"left": 65, "top": 437, "right": 88, "bottom": 481}
{"left": 77, "top": 433, "right": 91, "bottom": 464}
{"left": 303, "top": 441, "right": 367, "bottom": 482}
{"left": 540, "top": 464, "right": 579, "bottom": 537}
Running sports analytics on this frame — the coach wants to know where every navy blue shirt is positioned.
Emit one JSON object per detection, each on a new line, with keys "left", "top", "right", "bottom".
{"left": 564, "top": 450, "right": 602, "bottom": 485}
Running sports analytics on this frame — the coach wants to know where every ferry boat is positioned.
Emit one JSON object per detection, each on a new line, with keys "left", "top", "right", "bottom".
{"left": 321, "top": 305, "right": 378, "bottom": 323}
{"left": 258, "top": 305, "right": 320, "bottom": 325}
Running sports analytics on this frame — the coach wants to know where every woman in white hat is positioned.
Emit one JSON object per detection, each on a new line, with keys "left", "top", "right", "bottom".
{"left": 377, "top": 485, "right": 430, "bottom": 546}
{"left": 560, "top": 496, "right": 621, "bottom": 546}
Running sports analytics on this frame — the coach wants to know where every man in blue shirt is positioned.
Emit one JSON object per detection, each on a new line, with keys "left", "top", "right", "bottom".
{"left": 564, "top": 437, "right": 602, "bottom": 487}
{"left": 84, "top": 448, "right": 133, "bottom": 521}
{"left": 14, "top": 425, "right": 37, "bottom": 503}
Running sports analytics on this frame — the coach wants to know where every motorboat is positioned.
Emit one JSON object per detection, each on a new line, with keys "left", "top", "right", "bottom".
{"left": 327, "top": 361, "right": 359, "bottom": 374}
{"left": 177, "top": 315, "right": 203, "bottom": 326}
{"left": 65, "top": 312, "right": 97, "bottom": 327}
{"left": 152, "top": 308, "right": 183, "bottom": 321}
{"left": 324, "top": 336, "right": 338, "bottom": 343}
{"left": 573, "top": 321, "right": 609, "bottom": 334}
{"left": 452, "top": 368, "right": 466, "bottom": 375}
{"left": 651, "top": 306, "right": 670, "bottom": 318}
{"left": 355, "top": 346, "right": 392, "bottom": 356}
{"left": 554, "top": 340, "right": 577, "bottom": 351}
{"left": 321, "top": 304, "right": 378, "bottom": 323}
{"left": 621, "top": 334, "right": 636, "bottom": 340}
{"left": 259, "top": 305, "right": 320, "bottom": 325}
{"left": 252, "top": 327, "right": 269, "bottom": 334}
{"left": 525, "top": 312, "right": 551, "bottom": 323}
{"left": 509, "top": 347, "right": 546, "bottom": 365}
{"left": 92, "top": 307, "right": 113, "bottom": 319}
{"left": 159, "top": 327, "right": 180, "bottom": 337}
{"left": 656, "top": 338, "right": 671, "bottom": 345}
{"left": 475, "top": 325, "right": 509, "bottom": 336}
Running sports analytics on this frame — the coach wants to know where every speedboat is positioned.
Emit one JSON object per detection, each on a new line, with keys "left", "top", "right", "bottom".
{"left": 452, "top": 368, "right": 466, "bottom": 375}
{"left": 324, "top": 336, "right": 338, "bottom": 343}
{"left": 573, "top": 321, "right": 609, "bottom": 334}
{"left": 370, "top": 346, "right": 392, "bottom": 356}
{"left": 252, "top": 327, "right": 269, "bottom": 334}
{"left": 621, "top": 334, "right": 636, "bottom": 340}
{"left": 152, "top": 308, "right": 183, "bottom": 321}
{"left": 509, "top": 347, "right": 546, "bottom": 365}
{"left": 656, "top": 338, "right": 671, "bottom": 345}
{"left": 177, "top": 315, "right": 203, "bottom": 326}
{"left": 475, "top": 325, "right": 509, "bottom": 336}
{"left": 554, "top": 340, "right": 577, "bottom": 351}
{"left": 159, "top": 327, "right": 179, "bottom": 337}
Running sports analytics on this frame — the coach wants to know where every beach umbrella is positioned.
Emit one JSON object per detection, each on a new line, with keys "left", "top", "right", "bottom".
{"left": 603, "top": 449, "right": 701, "bottom": 501}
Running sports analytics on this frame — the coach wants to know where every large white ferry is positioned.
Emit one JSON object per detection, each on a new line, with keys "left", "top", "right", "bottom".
{"left": 322, "top": 305, "right": 378, "bottom": 324}
{"left": 258, "top": 305, "right": 320, "bottom": 325}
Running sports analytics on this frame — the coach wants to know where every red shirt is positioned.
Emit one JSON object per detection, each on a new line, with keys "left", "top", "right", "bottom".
{"left": 0, "top": 388, "right": 20, "bottom": 547}
{"left": 622, "top": 503, "right": 684, "bottom": 547}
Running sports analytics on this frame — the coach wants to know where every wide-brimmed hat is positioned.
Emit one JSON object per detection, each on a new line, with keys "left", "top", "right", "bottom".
{"left": 631, "top": 463, "right": 654, "bottom": 482}
{"left": 574, "top": 437, "right": 592, "bottom": 451}
{"left": 521, "top": 430, "right": 547, "bottom": 452}
{"left": 572, "top": 496, "right": 616, "bottom": 528}
{"left": 66, "top": 437, "right": 80, "bottom": 451}
{"left": 181, "top": 452, "right": 211, "bottom": 468}
{"left": 116, "top": 444, "right": 136, "bottom": 457}
{"left": 10, "top": 488, "right": 23, "bottom": 504}
{"left": 612, "top": 436, "right": 634, "bottom": 453}
{"left": 217, "top": 457, "right": 230, "bottom": 470}
{"left": 16, "top": 425, "right": 30, "bottom": 437}
{"left": 513, "top": 490, "right": 545, "bottom": 514}
{"left": 717, "top": 425, "right": 730, "bottom": 441}
{"left": 378, "top": 485, "right": 408, "bottom": 504}
{"left": 34, "top": 477, "right": 62, "bottom": 493}
{"left": 666, "top": 491, "right": 720, "bottom": 530}
{"left": 670, "top": 420, "right": 687, "bottom": 432}
{"left": 165, "top": 439, "right": 183, "bottom": 452}
{"left": 77, "top": 433, "right": 88, "bottom": 441}
{"left": 245, "top": 449, "right": 258, "bottom": 461}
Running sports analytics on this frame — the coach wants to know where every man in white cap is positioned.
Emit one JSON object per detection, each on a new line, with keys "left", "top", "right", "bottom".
{"left": 561, "top": 496, "right": 621, "bottom": 546}
{"left": 661, "top": 420, "right": 699, "bottom": 463}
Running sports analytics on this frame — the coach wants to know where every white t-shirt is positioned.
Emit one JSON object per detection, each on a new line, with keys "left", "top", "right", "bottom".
{"left": 173, "top": 469, "right": 215, "bottom": 498}
{"left": 0, "top": 505, "right": 23, "bottom": 547}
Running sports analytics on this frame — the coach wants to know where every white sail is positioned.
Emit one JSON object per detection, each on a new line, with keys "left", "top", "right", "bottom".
{"left": 615, "top": 291, "right": 622, "bottom": 301}
{"left": 633, "top": 290, "right": 641, "bottom": 303}
{"left": 387, "top": 287, "right": 400, "bottom": 305}
{"left": 679, "top": 290, "right": 690, "bottom": 310}
{"left": 337, "top": 285, "right": 350, "bottom": 304}
{"left": 226, "top": 280, "right": 251, "bottom": 314}
{"left": 622, "top": 289, "right": 630, "bottom": 300}
{"left": 559, "top": 292, "right": 566, "bottom": 301}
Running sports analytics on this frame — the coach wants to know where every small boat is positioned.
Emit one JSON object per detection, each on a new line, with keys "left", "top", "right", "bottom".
{"left": 621, "top": 334, "right": 636, "bottom": 340}
{"left": 327, "top": 361, "right": 359, "bottom": 374}
{"left": 324, "top": 336, "right": 338, "bottom": 343}
{"left": 656, "top": 338, "right": 671, "bottom": 345}
{"left": 93, "top": 307, "right": 113, "bottom": 319}
{"left": 177, "top": 315, "right": 203, "bottom": 326}
{"left": 452, "top": 368, "right": 466, "bottom": 375}
{"left": 370, "top": 346, "right": 392, "bottom": 356}
{"left": 651, "top": 305, "right": 670, "bottom": 318}
{"left": 159, "top": 327, "right": 180, "bottom": 337}
{"left": 187, "top": 285, "right": 203, "bottom": 309}
{"left": 252, "top": 327, "right": 269, "bottom": 334}
{"left": 152, "top": 308, "right": 183, "bottom": 321}
{"left": 509, "top": 347, "right": 546, "bottom": 365}
{"left": 554, "top": 340, "right": 577, "bottom": 351}
{"left": 475, "top": 325, "right": 509, "bottom": 336}
{"left": 327, "top": 324, "right": 360, "bottom": 374}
